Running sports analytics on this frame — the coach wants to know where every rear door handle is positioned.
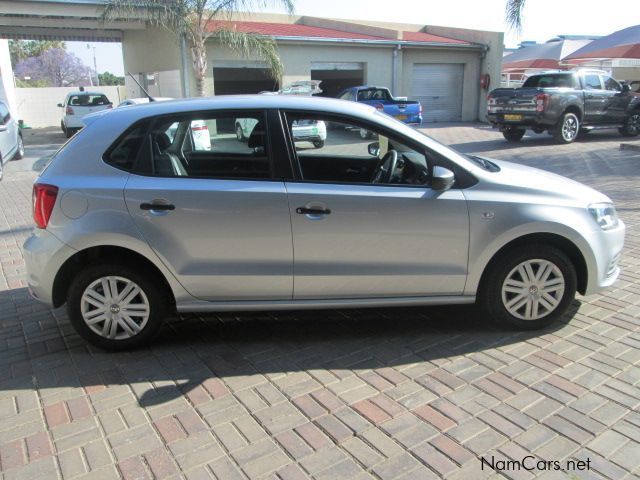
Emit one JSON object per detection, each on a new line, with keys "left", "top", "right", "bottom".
{"left": 140, "top": 202, "right": 175, "bottom": 211}
{"left": 296, "top": 207, "right": 331, "bottom": 215}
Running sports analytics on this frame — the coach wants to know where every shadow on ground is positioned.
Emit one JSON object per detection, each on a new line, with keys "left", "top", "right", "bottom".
{"left": 0, "top": 287, "right": 579, "bottom": 408}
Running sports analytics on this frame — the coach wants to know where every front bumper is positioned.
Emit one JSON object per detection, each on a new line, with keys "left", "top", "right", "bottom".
{"left": 23, "top": 229, "right": 76, "bottom": 306}
{"left": 583, "top": 220, "right": 626, "bottom": 296}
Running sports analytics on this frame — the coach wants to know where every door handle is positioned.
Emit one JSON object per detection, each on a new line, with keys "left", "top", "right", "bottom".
{"left": 140, "top": 202, "right": 175, "bottom": 211}
{"left": 296, "top": 207, "right": 331, "bottom": 215}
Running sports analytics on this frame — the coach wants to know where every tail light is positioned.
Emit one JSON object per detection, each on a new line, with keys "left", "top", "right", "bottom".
{"left": 33, "top": 184, "right": 58, "bottom": 229}
{"left": 373, "top": 103, "right": 384, "bottom": 111}
{"left": 66, "top": 106, "right": 75, "bottom": 115}
{"left": 535, "top": 93, "right": 550, "bottom": 112}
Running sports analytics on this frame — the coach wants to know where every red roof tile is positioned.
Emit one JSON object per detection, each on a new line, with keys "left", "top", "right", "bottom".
{"left": 207, "top": 21, "right": 387, "bottom": 40}
{"left": 402, "top": 31, "right": 469, "bottom": 44}
{"left": 207, "top": 21, "right": 471, "bottom": 45}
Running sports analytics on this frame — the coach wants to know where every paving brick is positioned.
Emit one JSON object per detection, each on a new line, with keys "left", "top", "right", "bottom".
{"left": 274, "top": 429, "right": 313, "bottom": 460}
{"left": 294, "top": 422, "right": 332, "bottom": 451}
{"left": 352, "top": 399, "right": 391, "bottom": 425}
{"left": 413, "top": 404, "right": 456, "bottom": 431}
{"left": 0, "top": 439, "right": 26, "bottom": 470}
{"left": 144, "top": 447, "right": 179, "bottom": 479}
{"left": 44, "top": 401, "right": 69, "bottom": 429}
{"left": 24, "top": 432, "right": 52, "bottom": 462}
{"left": 314, "top": 413, "right": 353, "bottom": 442}
{"left": 118, "top": 455, "right": 151, "bottom": 480}
{"left": 342, "top": 436, "right": 384, "bottom": 468}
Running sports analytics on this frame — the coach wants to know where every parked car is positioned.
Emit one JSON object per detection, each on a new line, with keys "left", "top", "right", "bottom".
{"left": 487, "top": 69, "right": 640, "bottom": 144}
{"left": 24, "top": 95, "right": 624, "bottom": 349}
{"left": 236, "top": 117, "right": 327, "bottom": 148}
{"left": 338, "top": 86, "right": 423, "bottom": 132}
{"left": 58, "top": 90, "right": 112, "bottom": 138}
{"left": 0, "top": 100, "right": 24, "bottom": 181}
{"left": 117, "top": 97, "right": 173, "bottom": 107}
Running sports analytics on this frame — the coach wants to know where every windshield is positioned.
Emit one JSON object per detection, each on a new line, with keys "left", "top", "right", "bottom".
{"left": 357, "top": 88, "right": 391, "bottom": 102}
{"left": 523, "top": 74, "right": 575, "bottom": 89}
{"left": 68, "top": 94, "right": 111, "bottom": 106}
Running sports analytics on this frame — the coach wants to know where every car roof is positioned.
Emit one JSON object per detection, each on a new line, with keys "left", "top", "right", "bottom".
{"left": 66, "top": 91, "right": 108, "bottom": 96}
{"left": 90, "top": 95, "right": 376, "bottom": 124}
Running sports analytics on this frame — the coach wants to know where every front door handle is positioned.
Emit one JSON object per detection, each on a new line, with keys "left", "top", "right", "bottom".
{"left": 296, "top": 207, "right": 331, "bottom": 215}
{"left": 140, "top": 202, "right": 175, "bottom": 211}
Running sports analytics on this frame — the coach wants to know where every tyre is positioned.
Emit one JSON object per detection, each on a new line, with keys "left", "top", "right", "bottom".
{"left": 552, "top": 112, "right": 580, "bottom": 144}
{"left": 0, "top": 156, "right": 4, "bottom": 182}
{"left": 618, "top": 111, "right": 640, "bottom": 137}
{"left": 479, "top": 245, "right": 577, "bottom": 330}
{"left": 65, "top": 126, "right": 74, "bottom": 139}
{"left": 61, "top": 121, "right": 66, "bottom": 135}
{"left": 502, "top": 128, "right": 526, "bottom": 142}
{"left": 13, "top": 135, "right": 24, "bottom": 160}
{"left": 235, "top": 123, "right": 245, "bottom": 142}
{"left": 313, "top": 140, "right": 325, "bottom": 149}
{"left": 67, "top": 263, "right": 168, "bottom": 350}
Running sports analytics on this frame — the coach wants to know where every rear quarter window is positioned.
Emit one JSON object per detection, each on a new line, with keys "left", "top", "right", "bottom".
{"left": 103, "top": 122, "right": 149, "bottom": 172}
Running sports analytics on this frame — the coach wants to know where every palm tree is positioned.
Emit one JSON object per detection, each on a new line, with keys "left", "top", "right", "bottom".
{"left": 505, "top": 0, "right": 526, "bottom": 32}
{"left": 103, "top": 1, "right": 294, "bottom": 97}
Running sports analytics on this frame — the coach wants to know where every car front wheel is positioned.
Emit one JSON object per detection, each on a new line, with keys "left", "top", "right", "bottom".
{"left": 67, "top": 263, "right": 168, "bottom": 350}
{"left": 479, "top": 245, "right": 577, "bottom": 330}
{"left": 619, "top": 112, "right": 640, "bottom": 137}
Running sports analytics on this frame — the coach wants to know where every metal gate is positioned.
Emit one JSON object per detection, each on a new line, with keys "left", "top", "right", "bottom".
{"left": 412, "top": 64, "right": 464, "bottom": 122}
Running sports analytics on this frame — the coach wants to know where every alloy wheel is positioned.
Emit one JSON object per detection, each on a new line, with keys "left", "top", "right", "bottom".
{"left": 501, "top": 259, "right": 565, "bottom": 320}
{"left": 17, "top": 136, "right": 24, "bottom": 158}
{"left": 80, "top": 276, "right": 150, "bottom": 340}
{"left": 562, "top": 116, "right": 578, "bottom": 141}
{"left": 628, "top": 113, "right": 640, "bottom": 135}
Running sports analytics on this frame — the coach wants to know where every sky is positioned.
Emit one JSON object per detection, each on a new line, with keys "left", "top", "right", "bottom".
{"left": 67, "top": 0, "right": 638, "bottom": 75}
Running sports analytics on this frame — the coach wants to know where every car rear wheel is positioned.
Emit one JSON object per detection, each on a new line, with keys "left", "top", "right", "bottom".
{"left": 502, "top": 128, "right": 526, "bottom": 142}
{"left": 553, "top": 112, "right": 580, "bottom": 144}
{"left": 313, "top": 140, "right": 325, "bottom": 149}
{"left": 67, "top": 263, "right": 168, "bottom": 350}
{"left": 479, "top": 245, "right": 577, "bottom": 330}
{"left": 13, "top": 135, "right": 24, "bottom": 160}
{"left": 619, "top": 112, "right": 640, "bottom": 137}
{"left": 65, "top": 126, "right": 74, "bottom": 139}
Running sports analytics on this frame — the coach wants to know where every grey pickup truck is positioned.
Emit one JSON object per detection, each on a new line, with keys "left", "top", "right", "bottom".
{"left": 487, "top": 70, "right": 640, "bottom": 144}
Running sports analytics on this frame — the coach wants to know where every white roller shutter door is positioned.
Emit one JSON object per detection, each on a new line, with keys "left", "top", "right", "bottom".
{"left": 412, "top": 64, "right": 464, "bottom": 122}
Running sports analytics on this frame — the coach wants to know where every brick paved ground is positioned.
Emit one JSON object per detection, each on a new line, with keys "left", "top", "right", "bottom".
{"left": 0, "top": 125, "right": 639, "bottom": 479}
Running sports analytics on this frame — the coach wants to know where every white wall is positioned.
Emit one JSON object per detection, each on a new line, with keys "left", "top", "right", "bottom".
{"left": 14, "top": 86, "right": 125, "bottom": 128}
{"left": 0, "top": 39, "right": 17, "bottom": 116}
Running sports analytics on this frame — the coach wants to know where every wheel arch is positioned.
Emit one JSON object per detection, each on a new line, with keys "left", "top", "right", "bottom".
{"left": 52, "top": 245, "right": 176, "bottom": 309}
{"left": 563, "top": 104, "right": 583, "bottom": 122}
{"left": 476, "top": 232, "right": 588, "bottom": 296}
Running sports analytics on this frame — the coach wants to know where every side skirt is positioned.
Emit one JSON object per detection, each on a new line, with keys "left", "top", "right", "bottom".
{"left": 177, "top": 295, "right": 476, "bottom": 313}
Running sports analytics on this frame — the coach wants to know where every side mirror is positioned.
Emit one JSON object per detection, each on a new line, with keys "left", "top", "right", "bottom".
{"left": 432, "top": 166, "right": 455, "bottom": 191}
{"left": 621, "top": 84, "right": 630, "bottom": 93}
{"left": 368, "top": 142, "right": 380, "bottom": 157}
{"left": 57, "top": 103, "right": 63, "bottom": 108}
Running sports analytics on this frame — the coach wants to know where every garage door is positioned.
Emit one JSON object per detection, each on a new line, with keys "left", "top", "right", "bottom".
{"left": 412, "top": 64, "right": 464, "bottom": 122}
{"left": 311, "top": 62, "right": 364, "bottom": 98}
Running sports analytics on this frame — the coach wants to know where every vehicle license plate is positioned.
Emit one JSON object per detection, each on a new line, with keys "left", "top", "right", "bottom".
{"left": 504, "top": 114, "right": 523, "bottom": 121}
{"left": 396, "top": 115, "right": 407, "bottom": 120}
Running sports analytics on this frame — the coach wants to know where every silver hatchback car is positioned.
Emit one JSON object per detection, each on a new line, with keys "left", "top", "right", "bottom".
{"left": 24, "top": 96, "right": 625, "bottom": 349}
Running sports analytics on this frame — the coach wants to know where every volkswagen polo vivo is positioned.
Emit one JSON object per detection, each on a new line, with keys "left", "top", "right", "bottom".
{"left": 24, "top": 96, "right": 625, "bottom": 349}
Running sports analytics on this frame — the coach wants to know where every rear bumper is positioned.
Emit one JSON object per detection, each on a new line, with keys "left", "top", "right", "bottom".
{"left": 487, "top": 112, "right": 555, "bottom": 129}
{"left": 23, "top": 229, "right": 76, "bottom": 307}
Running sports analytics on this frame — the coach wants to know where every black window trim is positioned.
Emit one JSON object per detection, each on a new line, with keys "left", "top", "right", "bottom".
{"left": 279, "top": 109, "right": 477, "bottom": 189}
{"left": 103, "top": 108, "right": 292, "bottom": 182}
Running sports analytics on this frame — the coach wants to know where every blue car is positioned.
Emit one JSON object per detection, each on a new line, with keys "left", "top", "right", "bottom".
{"left": 337, "top": 86, "right": 423, "bottom": 126}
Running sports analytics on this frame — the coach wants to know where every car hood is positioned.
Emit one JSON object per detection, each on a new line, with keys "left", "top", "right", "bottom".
{"left": 478, "top": 157, "right": 612, "bottom": 205}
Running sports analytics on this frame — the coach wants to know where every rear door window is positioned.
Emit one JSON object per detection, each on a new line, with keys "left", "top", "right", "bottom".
{"left": 583, "top": 75, "right": 603, "bottom": 90}
{"left": 146, "top": 111, "right": 272, "bottom": 180}
{"left": 522, "top": 75, "right": 575, "bottom": 88}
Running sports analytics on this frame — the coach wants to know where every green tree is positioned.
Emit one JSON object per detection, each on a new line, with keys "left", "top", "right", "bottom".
{"left": 102, "top": 0, "right": 294, "bottom": 97}
{"left": 9, "top": 40, "right": 66, "bottom": 65}
{"left": 99, "top": 71, "right": 125, "bottom": 85}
